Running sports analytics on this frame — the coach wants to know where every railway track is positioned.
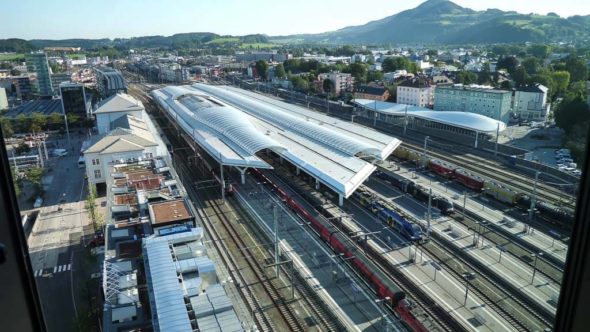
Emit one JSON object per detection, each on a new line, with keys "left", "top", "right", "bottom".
{"left": 419, "top": 234, "right": 554, "bottom": 331}
{"left": 359, "top": 183, "right": 555, "bottom": 331}
{"left": 228, "top": 192, "right": 347, "bottom": 332}
{"left": 156, "top": 101, "right": 338, "bottom": 331}
{"left": 402, "top": 142, "right": 575, "bottom": 210}
{"left": 455, "top": 207, "right": 564, "bottom": 283}
{"left": 265, "top": 166, "right": 467, "bottom": 332}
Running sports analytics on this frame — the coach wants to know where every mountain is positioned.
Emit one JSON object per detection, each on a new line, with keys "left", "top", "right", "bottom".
{"left": 287, "top": 0, "right": 590, "bottom": 44}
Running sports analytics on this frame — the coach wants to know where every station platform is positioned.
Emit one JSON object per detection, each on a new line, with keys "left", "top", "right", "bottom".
{"left": 231, "top": 175, "right": 398, "bottom": 332}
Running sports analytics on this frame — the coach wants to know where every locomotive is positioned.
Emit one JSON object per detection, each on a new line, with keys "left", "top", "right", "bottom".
{"left": 374, "top": 170, "right": 455, "bottom": 215}
{"left": 393, "top": 147, "right": 575, "bottom": 228}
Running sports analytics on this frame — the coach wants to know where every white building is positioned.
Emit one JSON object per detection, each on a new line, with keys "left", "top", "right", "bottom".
{"left": 85, "top": 93, "right": 168, "bottom": 186}
{"left": 513, "top": 84, "right": 550, "bottom": 121}
{"left": 95, "top": 94, "right": 145, "bottom": 134}
{"left": 317, "top": 72, "right": 354, "bottom": 95}
{"left": 396, "top": 78, "right": 434, "bottom": 108}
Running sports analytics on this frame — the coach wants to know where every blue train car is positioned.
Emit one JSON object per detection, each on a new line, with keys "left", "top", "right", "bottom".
{"left": 376, "top": 206, "right": 423, "bottom": 242}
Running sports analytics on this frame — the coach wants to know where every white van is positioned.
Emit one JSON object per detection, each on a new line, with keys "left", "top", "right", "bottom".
{"left": 77, "top": 156, "right": 85, "bottom": 168}
{"left": 53, "top": 149, "right": 68, "bottom": 157}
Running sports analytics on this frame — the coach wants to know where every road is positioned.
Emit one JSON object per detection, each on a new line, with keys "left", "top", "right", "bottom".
{"left": 25, "top": 132, "right": 95, "bottom": 332}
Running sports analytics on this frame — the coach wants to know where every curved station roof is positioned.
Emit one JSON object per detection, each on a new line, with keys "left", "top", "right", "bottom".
{"left": 151, "top": 85, "right": 401, "bottom": 198}
{"left": 353, "top": 99, "right": 507, "bottom": 133}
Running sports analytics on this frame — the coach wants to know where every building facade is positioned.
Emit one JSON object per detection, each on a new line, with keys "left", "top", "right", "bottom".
{"left": 59, "top": 82, "right": 90, "bottom": 117}
{"left": 51, "top": 73, "right": 72, "bottom": 94}
{"left": 513, "top": 84, "right": 550, "bottom": 121}
{"left": 0, "top": 88, "right": 8, "bottom": 110}
{"left": 354, "top": 85, "right": 390, "bottom": 101}
{"left": 25, "top": 52, "right": 54, "bottom": 97}
{"left": 397, "top": 78, "right": 435, "bottom": 108}
{"left": 318, "top": 72, "right": 354, "bottom": 96}
{"left": 434, "top": 84, "right": 512, "bottom": 123}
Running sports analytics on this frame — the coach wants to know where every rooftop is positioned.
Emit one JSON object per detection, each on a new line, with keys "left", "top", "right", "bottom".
{"left": 355, "top": 85, "right": 387, "bottom": 95}
{"left": 353, "top": 99, "right": 507, "bottom": 133}
{"left": 148, "top": 199, "right": 193, "bottom": 226}
{"left": 95, "top": 93, "right": 143, "bottom": 114}
{"left": 152, "top": 84, "right": 402, "bottom": 198}
{"left": 4, "top": 99, "right": 63, "bottom": 118}
{"left": 437, "top": 84, "right": 511, "bottom": 94}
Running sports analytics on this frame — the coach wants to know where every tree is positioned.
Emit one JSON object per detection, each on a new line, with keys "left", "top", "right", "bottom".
{"left": 456, "top": 71, "right": 477, "bottom": 85}
{"left": 528, "top": 44, "right": 551, "bottom": 59}
{"left": 49, "top": 112, "right": 63, "bottom": 126}
{"left": 290, "top": 76, "right": 308, "bottom": 92}
{"left": 274, "top": 63, "right": 286, "bottom": 79}
{"left": 0, "top": 117, "right": 13, "bottom": 138}
{"left": 346, "top": 62, "right": 368, "bottom": 83}
{"left": 254, "top": 60, "right": 269, "bottom": 80}
{"left": 497, "top": 56, "right": 519, "bottom": 74}
{"left": 322, "top": 79, "right": 334, "bottom": 95}
{"left": 565, "top": 56, "right": 589, "bottom": 82}
{"left": 382, "top": 56, "right": 412, "bottom": 72}
{"left": 512, "top": 66, "right": 529, "bottom": 87}
{"left": 10, "top": 68, "right": 21, "bottom": 76}
{"left": 478, "top": 62, "right": 491, "bottom": 85}
{"left": 30, "top": 112, "right": 47, "bottom": 133}
{"left": 367, "top": 70, "right": 384, "bottom": 82}
{"left": 16, "top": 114, "right": 28, "bottom": 132}
{"left": 521, "top": 57, "right": 542, "bottom": 75}
{"left": 550, "top": 71, "right": 570, "bottom": 98}
{"left": 67, "top": 113, "right": 80, "bottom": 127}
{"left": 85, "top": 183, "right": 99, "bottom": 231}
{"left": 554, "top": 90, "right": 590, "bottom": 133}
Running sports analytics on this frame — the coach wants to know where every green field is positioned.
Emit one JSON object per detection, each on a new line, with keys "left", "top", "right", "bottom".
{"left": 206, "top": 37, "right": 240, "bottom": 44}
{"left": 0, "top": 53, "right": 25, "bottom": 61}
{"left": 240, "top": 42, "right": 278, "bottom": 49}
{"left": 67, "top": 53, "right": 86, "bottom": 59}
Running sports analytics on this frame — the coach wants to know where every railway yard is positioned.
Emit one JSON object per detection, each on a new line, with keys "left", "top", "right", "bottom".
{"left": 126, "top": 79, "right": 575, "bottom": 332}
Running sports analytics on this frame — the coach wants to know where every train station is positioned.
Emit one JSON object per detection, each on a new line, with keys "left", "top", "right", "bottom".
{"left": 150, "top": 84, "right": 402, "bottom": 205}
{"left": 352, "top": 99, "right": 507, "bottom": 148}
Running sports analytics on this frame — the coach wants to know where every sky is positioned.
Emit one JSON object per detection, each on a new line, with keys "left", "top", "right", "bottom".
{"left": 1, "top": 0, "right": 589, "bottom": 40}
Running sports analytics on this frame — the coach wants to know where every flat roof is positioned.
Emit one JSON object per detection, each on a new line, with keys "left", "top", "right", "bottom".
{"left": 4, "top": 99, "right": 63, "bottom": 118}
{"left": 152, "top": 84, "right": 401, "bottom": 198}
{"left": 353, "top": 99, "right": 506, "bottom": 133}
{"left": 148, "top": 199, "right": 192, "bottom": 225}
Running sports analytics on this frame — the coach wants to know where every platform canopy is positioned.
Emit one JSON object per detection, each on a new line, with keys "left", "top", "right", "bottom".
{"left": 152, "top": 84, "right": 402, "bottom": 198}
{"left": 353, "top": 99, "right": 507, "bottom": 133}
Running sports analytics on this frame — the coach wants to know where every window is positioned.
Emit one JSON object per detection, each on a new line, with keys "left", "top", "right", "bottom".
{"left": 94, "top": 169, "right": 101, "bottom": 179}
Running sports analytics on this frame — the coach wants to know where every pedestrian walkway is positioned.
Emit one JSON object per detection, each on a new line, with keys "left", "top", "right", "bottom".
{"left": 34, "top": 264, "right": 72, "bottom": 277}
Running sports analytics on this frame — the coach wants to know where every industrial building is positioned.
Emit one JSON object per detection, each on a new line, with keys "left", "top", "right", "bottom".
{"left": 3, "top": 99, "right": 63, "bottom": 118}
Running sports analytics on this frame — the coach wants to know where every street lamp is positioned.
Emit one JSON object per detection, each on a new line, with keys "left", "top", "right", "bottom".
{"left": 462, "top": 272, "right": 476, "bottom": 306}
{"left": 531, "top": 252, "right": 544, "bottom": 283}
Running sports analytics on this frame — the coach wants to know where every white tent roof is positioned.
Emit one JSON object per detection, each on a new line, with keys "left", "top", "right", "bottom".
{"left": 152, "top": 85, "right": 401, "bottom": 198}
{"left": 353, "top": 99, "right": 506, "bottom": 133}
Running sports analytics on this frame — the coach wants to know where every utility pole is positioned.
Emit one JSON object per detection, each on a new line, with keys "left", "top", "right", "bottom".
{"left": 462, "top": 191, "right": 467, "bottom": 220}
{"left": 427, "top": 187, "right": 432, "bottom": 240}
{"left": 494, "top": 122, "right": 500, "bottom": 156}
{"left": 274, "top": 205, "right": 280, "bottom": 278}
{"left": 403, "top": 105, "right": 408, "bottom": 136}
{"left": 529, "top": 171, "right": 540, "bottom": 223}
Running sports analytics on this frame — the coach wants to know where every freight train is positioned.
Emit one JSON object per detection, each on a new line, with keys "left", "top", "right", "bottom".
{"left": 353, "top": 188, "right": 424, "bottom": 242}
{"left": 374, "top": 170, "right": 455, "bottom": 215}
{"left": 249, "top": 168, "right": 429, "bottom": 332}
{"left": 393, "top": 147, "right": 575, "bottom": 227}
